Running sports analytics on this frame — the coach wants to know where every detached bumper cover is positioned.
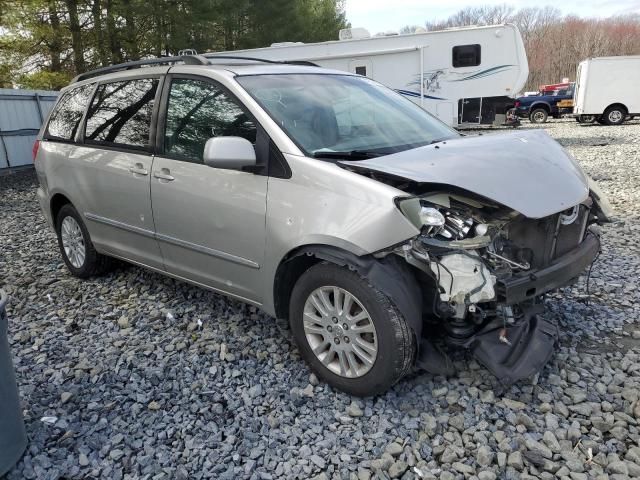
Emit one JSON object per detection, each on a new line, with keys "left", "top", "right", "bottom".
{"left": 468, "top": 311, "right": 559, "bottom": 385}
{"left": 497, "top": 233, "right": 600, "bottom": 304}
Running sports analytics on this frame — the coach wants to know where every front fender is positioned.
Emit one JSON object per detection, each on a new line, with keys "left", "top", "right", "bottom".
{"left": 277, "top": 245, "right": 424, "bottom": 344}
{"left": 260, "top": 154, "right": 420, "bottom": 316}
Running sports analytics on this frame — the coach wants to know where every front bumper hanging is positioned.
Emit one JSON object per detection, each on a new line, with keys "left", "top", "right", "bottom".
{"left": 466, "top": 306, "right": 559, "bottom": 385}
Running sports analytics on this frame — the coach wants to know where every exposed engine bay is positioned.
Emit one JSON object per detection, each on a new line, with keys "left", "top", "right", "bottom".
{"left": 387, "top": 189, "right": 606, "bottom": 384}
{"left": 336, "top": 130, "right": 612, "bottom": 384}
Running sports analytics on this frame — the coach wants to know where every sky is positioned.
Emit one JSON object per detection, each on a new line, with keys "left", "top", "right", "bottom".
{"left": 345, "top": 0, "right": 640, "bottom": 33}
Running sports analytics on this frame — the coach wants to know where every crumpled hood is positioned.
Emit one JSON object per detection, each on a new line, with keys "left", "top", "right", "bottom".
{"left": 340, "top": 129, "right": 589, "bottom": 218}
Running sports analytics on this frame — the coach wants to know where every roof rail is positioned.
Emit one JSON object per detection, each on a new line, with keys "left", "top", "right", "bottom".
{"left": 71, "top": 55, "right": 209, "bottom": 83}
{"left": 71, "top": 53, "right": 318, "bottom": 83}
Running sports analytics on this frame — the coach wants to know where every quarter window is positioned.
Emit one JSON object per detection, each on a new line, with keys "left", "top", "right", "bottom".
{"left": 163, "top": 78, "right": 257, "bottom": 163}
{"left": 452, "top": 44, "right": 481, "bottom": 68}
{"left": 45, "top": 84, "right": 94, "bottom": 141}
{"left": 85, "top": 78, "right": 158, "bottom": 148}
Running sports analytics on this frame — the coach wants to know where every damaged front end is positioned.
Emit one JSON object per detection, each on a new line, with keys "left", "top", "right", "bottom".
{"left": 393, "top": 191, "right": 603, "bottom": 385}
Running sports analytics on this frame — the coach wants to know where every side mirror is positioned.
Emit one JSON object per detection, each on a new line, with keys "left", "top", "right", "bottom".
{"left": 203, "top": 136, "right": 256, "bottom": 170}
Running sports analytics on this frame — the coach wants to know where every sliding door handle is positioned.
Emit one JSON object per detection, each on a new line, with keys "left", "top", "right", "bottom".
{"left": 154, "top": 169, "right": 175, "bottom": 182}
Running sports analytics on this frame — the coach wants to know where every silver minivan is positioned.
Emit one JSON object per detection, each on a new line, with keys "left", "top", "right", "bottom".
{"left": 35, "top": 55, "right": 611, "bottom": 396}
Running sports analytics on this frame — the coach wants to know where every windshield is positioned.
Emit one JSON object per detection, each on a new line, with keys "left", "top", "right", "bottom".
{"left": 236, "top": 74, "right": 458, "bottom": 159}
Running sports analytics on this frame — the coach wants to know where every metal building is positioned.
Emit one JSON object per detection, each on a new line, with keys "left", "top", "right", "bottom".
{"left": 0, "top": 88, "right": 58, "bottom": 170}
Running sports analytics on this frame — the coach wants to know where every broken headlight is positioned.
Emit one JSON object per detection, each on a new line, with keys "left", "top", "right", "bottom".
{"left": 418, "top": 206, "right": 445, "bottom": 235}
{"left": 399, "top": 197, "right": 487, "bottom": 240}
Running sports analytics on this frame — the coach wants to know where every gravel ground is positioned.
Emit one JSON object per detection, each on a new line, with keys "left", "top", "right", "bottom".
{"left": 1, "top": 118, "right": 639, "bottom": 480}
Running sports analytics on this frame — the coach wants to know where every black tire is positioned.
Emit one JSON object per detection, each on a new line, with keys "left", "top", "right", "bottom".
{"left": 602, "top": 106, "right": 626, "bottom": 126}
{"left": 577, "top": 115, "right": 596, "bottom": 124}
{"left": 289, "top": 263, "right": 416, "bottom": 396}
{"left": 55, "top": 204, "right": 112, "bottom": 278}
{"left": 529, "top": 108, "right": 548, "bottom": 123}
{"left": 596, "top": 116, "right": 607, "bottom": 125}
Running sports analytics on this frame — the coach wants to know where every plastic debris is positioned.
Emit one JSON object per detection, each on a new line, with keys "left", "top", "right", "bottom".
{"left": 413, "top": 466, "right": 427, "bottom": 478}
{"left": 41, "top": 416, "right": 58, "bottom": 425}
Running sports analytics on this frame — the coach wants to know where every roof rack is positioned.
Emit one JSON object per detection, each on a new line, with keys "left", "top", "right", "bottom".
{"left": 72, "top": 54, "right": 318, "bottom": 83}
{"left": 71, "top": 55, "right": 208, "bottom": 83}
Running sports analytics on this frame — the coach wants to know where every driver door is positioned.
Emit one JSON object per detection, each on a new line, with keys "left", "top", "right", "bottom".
{"left": 150, "top": 75, "right": 268, "bottom": 303}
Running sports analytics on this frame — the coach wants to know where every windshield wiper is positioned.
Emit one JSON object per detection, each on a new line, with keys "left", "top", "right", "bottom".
{"left": 312, "top": 150, "right": 382, "bottom": 160}
{"left": 428, "top": 137, "right": 452, "bottom": 145}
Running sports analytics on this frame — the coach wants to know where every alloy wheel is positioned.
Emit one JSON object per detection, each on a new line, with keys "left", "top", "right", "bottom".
{"left": 61, "top": 216, "right": 86, "bottom": 268}
{"left": 302, "top": 286, "right": 378, "bottom": 378}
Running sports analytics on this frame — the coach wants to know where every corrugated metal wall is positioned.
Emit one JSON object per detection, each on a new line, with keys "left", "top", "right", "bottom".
{"left": 0, "top": 88, "right": 59, "bottom": 169}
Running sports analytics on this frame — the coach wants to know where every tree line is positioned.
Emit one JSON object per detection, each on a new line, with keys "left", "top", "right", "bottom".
{"left": 2, "top": 2, "right": 639, "bottom": 92}
{"left": 0, "top": 0, "right": 348, "bottom": 89}
{"left": 404, "top": 5, "right": 640, "bottom": 91}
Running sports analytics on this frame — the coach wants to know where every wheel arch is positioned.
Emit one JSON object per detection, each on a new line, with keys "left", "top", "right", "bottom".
{"left": 50, "top": 192, "right": 73, "bottom": 225}
{"left": 530, "top": 102, "right": 551, "bottom": 112}
{"left": 604, "top": 102, "right": 628, "bottom": 114}
{"left": 273, "top": 244, "right": 424, "bottom": 342}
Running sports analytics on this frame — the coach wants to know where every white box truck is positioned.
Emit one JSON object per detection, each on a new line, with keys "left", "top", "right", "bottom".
{"left": 210, "top": 24, "right": 529, "bottom": 128}
{"left": 574, "top": 55, "right": 640, "bottom": 125}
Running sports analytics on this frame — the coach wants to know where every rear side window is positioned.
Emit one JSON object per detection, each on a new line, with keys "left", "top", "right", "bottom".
{"left": 452, "top": 44, "right": 481, "bottom": 68}
{"left": 85, "top": 78, "right": 159, "bottom": 149}
{"left": 45, "top": 84, "right": 94, "bottom": 141}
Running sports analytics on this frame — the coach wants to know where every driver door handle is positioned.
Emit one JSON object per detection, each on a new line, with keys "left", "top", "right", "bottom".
{"left": 154, "top": 168, "right": 175, "bottom": 182}
{"left": 129, "top": 163, "right": 148, "bottom": 176}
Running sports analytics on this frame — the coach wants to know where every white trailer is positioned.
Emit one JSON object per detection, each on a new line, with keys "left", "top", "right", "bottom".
{"left": 574, "top": 56, "right": 640, "bottom": 125}
{"left": 210, "top": 24, "right": 529, "bottom": 128}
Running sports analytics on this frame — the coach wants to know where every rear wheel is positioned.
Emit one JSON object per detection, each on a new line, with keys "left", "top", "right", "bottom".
{"left": 602, "top": 106, "right": 626, "bottom": 125}
{"left": 289, "top": 263, "right": 415, "bottom": 396}
{"left": 55, "top": 204, "right": 112, "bottom": 278}
{"left": 529, "top": 108, "right": 548, "bottom": 123}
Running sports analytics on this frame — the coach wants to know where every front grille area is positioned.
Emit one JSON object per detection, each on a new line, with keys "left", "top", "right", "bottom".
{"left": 502, "top": 203, "right": 590, "bottom": 270}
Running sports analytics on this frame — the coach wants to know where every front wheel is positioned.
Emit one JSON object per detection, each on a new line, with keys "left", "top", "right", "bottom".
{"left": 289, "top": 263, "right": 416, "bottom": 396}
{"left": 529, "top": 108, "right": 548, "bottom": 123}
{"left": 55, "top": 204, "right": 112, "bottom": 278}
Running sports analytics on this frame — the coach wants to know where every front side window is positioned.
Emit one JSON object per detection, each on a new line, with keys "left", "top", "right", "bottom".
{"left": 163, "top": 78, "right": 257, "bottom": 163}
{"left": 452, "top": 44, "right": 481, "bottom": 68}
{"left": 237, "top": 74, "right": 457, "bottom": 158}
{"left": 85, "top": 78, "right": 158, "bottom": 148}
{"left": 45, "top": 84, "right": 94, "bottom": 141}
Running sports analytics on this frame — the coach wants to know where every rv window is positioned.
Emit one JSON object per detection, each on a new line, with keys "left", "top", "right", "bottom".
{"left": 452, "top": 44, "right": 481, "bottom": 68}
{"left": 355, "top": 66, "right": 367, "bottom": 76}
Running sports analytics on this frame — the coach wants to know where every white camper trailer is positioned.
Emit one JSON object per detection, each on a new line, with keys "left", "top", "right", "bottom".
{"left": 574, "top": 56, "right": 640, "bottom": 125}
{"left": 210, "top": 24, "right": 529, "bottom": 128}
